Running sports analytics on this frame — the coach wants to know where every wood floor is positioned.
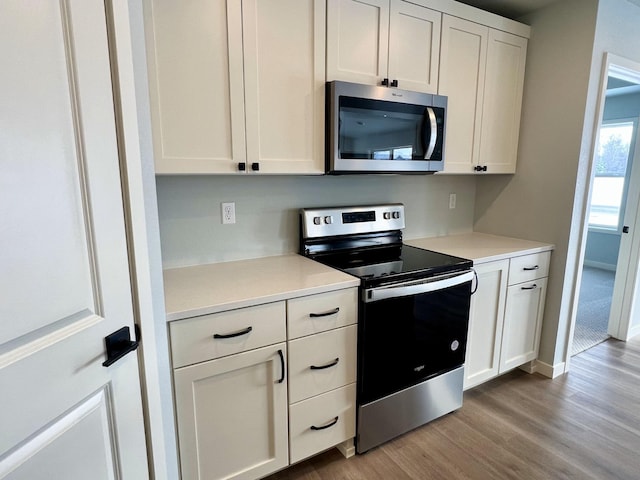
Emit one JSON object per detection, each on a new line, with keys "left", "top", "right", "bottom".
{"left": 266, "top": 337, "right": 640, "bottom": 480}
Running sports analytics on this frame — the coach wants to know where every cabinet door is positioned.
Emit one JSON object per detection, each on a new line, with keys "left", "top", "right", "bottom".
{"left": 438, "top": 15, "right": 488, "bottom": 174}
{"left": 500, "top": 278, "right": 547, "bottom": 372}
{"left": 145, "top": 0, "right": 246, "bottom": 174}
{"left": 326, "top": 0, "right": 390, "bottom": 85}
{"left": 174, "top": 344, "right": 288, "bottom": 480}
{"left": 243, "top": 0, "right": 325, "bottom": 174}
{"left": 478, "top": 30, "right": 527, "bottom": 174}
{"left": 464, "top": 260, "right": 509, "bottom": 390}
{"left": 388, "top": 1, "right": 441, "bottom": 93}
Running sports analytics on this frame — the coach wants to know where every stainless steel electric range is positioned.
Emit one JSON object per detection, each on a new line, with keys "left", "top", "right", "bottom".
{"left": 300, "top": 204, "right": 474, "bottom": 453}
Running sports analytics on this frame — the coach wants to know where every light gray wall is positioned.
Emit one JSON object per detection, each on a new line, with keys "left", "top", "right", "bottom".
{"left": 157, "top": 174, "right": 476, "bottom": 268}
{"left": 585, "top": 231, "right": 620, "bottom": 267}
{"left": 473, "top": 0, "right": 599, "bottom": 368}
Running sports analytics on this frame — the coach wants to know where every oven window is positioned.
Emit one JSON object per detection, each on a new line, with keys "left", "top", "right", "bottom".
{"left": 339, "top": 96, "right": 431, "bottom": 161}
{"left": 358, "top": 282, "right": 471, "bottom": 405}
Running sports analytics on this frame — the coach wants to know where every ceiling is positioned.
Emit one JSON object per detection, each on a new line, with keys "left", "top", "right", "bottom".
{"left": 456, "top": 0, "right": 561, "bottom": 19}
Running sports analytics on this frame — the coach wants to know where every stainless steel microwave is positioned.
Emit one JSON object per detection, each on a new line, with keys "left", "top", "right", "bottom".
{"left": 326, "top": 81, "right": 447, "bottom": 174}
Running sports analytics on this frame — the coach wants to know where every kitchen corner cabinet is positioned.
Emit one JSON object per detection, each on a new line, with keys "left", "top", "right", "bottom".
{"left": 464, "top": 252, "right": 550, "bottom": 390}
{"left": 439, "top": 15, "right": 527, "bottom": 174}
{"left": 326, "top": 0, "right": 441, "bottom": 93}
{"left": 169, "top": 288, "right": 358, "bottom": 480}
{"left": 145, "top": 0, "right": 325, "bottom": 174}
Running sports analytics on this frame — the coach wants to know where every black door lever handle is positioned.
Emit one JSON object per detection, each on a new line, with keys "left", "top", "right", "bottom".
{"left": 103, "top": 326, "right": 139, "bottom": 367}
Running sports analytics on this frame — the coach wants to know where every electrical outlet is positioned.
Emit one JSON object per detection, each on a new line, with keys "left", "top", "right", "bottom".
{"left": 449, "top": 193, "right": 457, "bottom": 210}
{"left": 221, "top": 202, "right": 236, "bottom": 224}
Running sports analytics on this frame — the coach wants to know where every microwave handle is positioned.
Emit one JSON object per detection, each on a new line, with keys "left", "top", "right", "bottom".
{"left": 423, "top": 107, "right": 438, "bottom": 160}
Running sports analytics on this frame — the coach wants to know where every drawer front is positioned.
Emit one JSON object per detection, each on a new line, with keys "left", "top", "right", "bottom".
{"left": 288, "top": 325, "right": 357, "bottom": 403}
{"left": 508, "top": 251, "right": 550, "bottom": 285}
{"left": 170, "top": 302, "right": 286, "bottom": 368}
{"left": 287, "top": 288, "right": 357, "bottom": 340}
{"left": 289, "top": 383, "right": 356, "bottom": 464}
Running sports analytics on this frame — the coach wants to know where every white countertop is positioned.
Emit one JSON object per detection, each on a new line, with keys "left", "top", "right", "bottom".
{"left": 406, "top": 232, "right": 554, "bottom": 264}
{"left": 163, "top": 254, "right": 359, "bottom": 321}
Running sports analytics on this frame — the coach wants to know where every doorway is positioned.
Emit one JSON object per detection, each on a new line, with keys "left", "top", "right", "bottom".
{"left": 572, "top": 55, "right": 640, "bottom": 356}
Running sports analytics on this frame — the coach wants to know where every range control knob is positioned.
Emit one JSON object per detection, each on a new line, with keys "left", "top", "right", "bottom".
{"left": 313, "top": 216, "right": 322, "bottom": 225}
{"left": 383, "top": 212, "right": 391, "bottom": 220}
{"left": 324, "top": 216, "right": 333, "bottom": 224}
{"left": 392, "top": 211, "right": 401, "bottom": 219}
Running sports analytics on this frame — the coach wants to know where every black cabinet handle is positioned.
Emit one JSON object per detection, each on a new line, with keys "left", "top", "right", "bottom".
{"left": 309, "top": 307, "right": 340, "bottom": 318}
{"left": 213, "top": 326, "right": 253, "bottom": 339}
{"left": 474, "top": 165, "right": 482, "bottom": 172}
{"left": 103, "top": 326, "right": 139, "bottom": 367}
{"left": 310, "top": 358, "right": 339, "bottom": 370}
{"left": 482, "top": 165, "right": 488, "bottom": 172}
{"left": 238, "top": 162, "right": 246, "bottom": 171}
{"left": 390, "top": 79, "right": 398, "bottom": 87}
{"left": 277, "top": 349, "right": 285, "bottom": 383}
{"left": 310, "top": 416, "right": 339, "bottom": 431}
{"left": 521, "top": 284, "right": 538, "bottom": 290}
{"left": 381, "top": 78, "right": 389, "bottom": 87}
{"left": 251, "top": 162, "right": 260, "bottom": 171}
{"left": 523, "top": 265, "right": 539, "bottom": 271}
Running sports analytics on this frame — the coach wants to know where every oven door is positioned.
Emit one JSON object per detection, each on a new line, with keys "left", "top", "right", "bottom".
{"left": 358, "top": 270, "right": 473, "bottom": 405}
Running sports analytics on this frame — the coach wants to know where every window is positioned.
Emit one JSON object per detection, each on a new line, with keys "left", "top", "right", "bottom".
{"left": 373, "top": 146, "right": 413, "bottom": 160}
{"left": 588, "top": 120, "right": 636, "bottom": 231}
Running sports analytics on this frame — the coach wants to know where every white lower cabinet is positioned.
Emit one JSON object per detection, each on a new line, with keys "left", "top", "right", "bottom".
{"left": 464, "top": 251, "right": 550, "bottom": 389}
{"left": 500, "top": 277, "right": 547, "bottom": 372}
{"left": 289, "top": 384, "right": 356, "bottom": 464}
{"left": 464, "top": 259, "right": 508, "bottom": 390}
{"left": 170, "top": 287, "right": 357, "bottom": 480}
{"left": 173, "top": 344, "right": 289, "bottom": 480}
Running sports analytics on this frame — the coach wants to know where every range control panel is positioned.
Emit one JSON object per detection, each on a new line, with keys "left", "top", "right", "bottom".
{"left": 301, "top": 204, "right": 405, "bottom": 239}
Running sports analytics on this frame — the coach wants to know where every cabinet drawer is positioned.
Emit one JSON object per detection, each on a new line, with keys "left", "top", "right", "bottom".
{"left": 170, "top": 302, "right": 286, "bottom": 368}
{"left": 289, "top": 383, "right": 356, "bottom": 464}
{"left": 508, "top": 251, "right": 550, "bottom": 285}
{"left": 287, "top": 288, "right": 357, "bottom": 340}
{"left": 288, "top": 325, "right": 357, "bottom": 403}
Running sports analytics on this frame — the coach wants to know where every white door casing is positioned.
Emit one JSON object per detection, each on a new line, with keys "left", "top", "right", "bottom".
{"left": 0, "top": 1, "right": 148, "bottom": 478}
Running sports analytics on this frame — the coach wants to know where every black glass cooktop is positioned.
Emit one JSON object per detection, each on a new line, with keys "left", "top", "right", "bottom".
{"left": 311, "top": 244, "right": 472, "bottom": 287}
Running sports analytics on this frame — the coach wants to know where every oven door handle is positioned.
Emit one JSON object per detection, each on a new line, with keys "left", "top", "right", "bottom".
{"left": 364, "top": 270, "right": 474, "bottom": 303}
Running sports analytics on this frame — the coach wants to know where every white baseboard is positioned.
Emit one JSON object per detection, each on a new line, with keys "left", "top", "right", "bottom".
{"left": 627, "top": 323, "right": 640, "bottom": 340}
{"left": 532, "top": 359, "right": 566, "bottom": 379}
{"left": 583, "top": 259, "right": 617, "bottom": 271}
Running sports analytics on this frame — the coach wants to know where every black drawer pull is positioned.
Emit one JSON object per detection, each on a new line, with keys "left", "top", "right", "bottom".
{"left": 521, "top": 284, "right": 538, "bottom": 290}
{"left": 523, "top": 265, "right": 539, "bottom": 271}
{"left": 277, "top": 349, "right": 285, "bottom": 383}
{"left": 213, "top": 326, "right": 253, "bottom": 339}
{"left": 310, "top": 416, "right": 339, "bottom": 431}
{"left": 309, "top": 307, "right": 340, "bottom": 318}
{"left": 310, "top": 358, "right": 339, "bottom": 370}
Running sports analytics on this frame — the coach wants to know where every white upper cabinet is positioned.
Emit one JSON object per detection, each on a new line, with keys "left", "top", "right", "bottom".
{"left": 327, "top": 0, "right": 441, "bottom": 93}
{"left": 145, "top": 0, "right": 325, "bottom": 174}
{"left": 439, "top": 15, "right": 527, "bottom": 174}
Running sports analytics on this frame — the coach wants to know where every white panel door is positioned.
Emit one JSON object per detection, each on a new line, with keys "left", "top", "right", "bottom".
{"left": 464, "top": 260, "right": 508, "bottom": 390}
{"left": 326, "top": 0, "right": 390, "bottom": 85}
{"left": 388, "top": 1, "right": 441, "bottom": 94}
{"left": 500, "top": 278, "right": 547, "bottom": 372}
{"left": 439, "top": 15, "right": 488, "bottom": 173}
{"left": 243, "top": 0, "right": 325, "bottom": 174}
{"left": 173, "top": 344, "right": 289, "bottom": 480}
{"left": 0, "top": 1, "right": 148, "bottom": 478}
{"left": 146, "top": 0, "right": 247, "bottom": 174}
{"left": 478, "top": 29, "right": 527, "bottom": 174}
